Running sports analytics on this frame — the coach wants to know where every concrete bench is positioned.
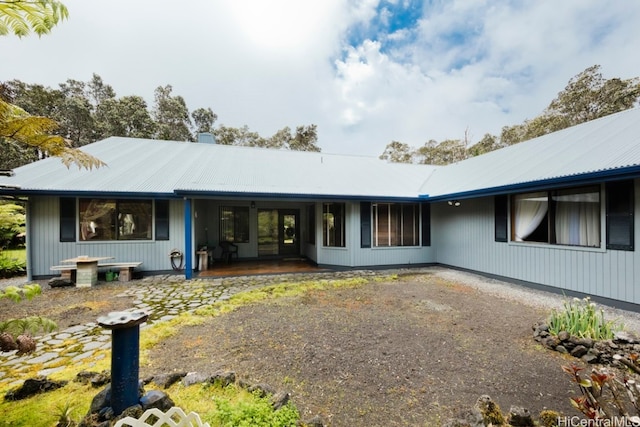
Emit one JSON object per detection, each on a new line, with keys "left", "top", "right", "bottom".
{"left": 51, "top": 262, "right": 142, "bottom": 282}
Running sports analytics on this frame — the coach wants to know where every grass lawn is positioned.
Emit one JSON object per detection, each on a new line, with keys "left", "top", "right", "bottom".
{"left": 1, "top": 248, "right": 26, "bottom": 263}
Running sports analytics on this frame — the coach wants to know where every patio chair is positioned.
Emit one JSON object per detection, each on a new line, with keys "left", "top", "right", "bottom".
{"left": 218, "top": 241, "right": 238, "bottom": 264}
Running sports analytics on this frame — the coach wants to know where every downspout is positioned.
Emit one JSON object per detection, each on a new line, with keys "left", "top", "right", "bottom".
{"left": 184, "top": 197, "right": 193, "bottom": 279}
{"left": 25, "top": 198, "right": 33, "bottom": 281}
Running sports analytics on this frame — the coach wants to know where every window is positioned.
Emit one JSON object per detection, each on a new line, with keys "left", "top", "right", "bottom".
{"left": 495, "top": 195, "right": 508, "bottom": 242}
{"left": 306, "top": 205, "right": 316, "bottom": 244}
{"left": 421, "top": 203, "right": 431, "bottom": 247}
{"left": 606, "top": 180, "right": 634, "bottom": 251}
{"left": 372, "top": 203, "right": 419, "bottom": 247}
{"left": 79, "top": 199, "right": 152, "bottom": 241}
{"left": 323, "top": 203, "right": 345, "bottom": 247}
{"left": 155, "top": 200, "right": 170, "bottom": 240}
{"left": 360, "top": 202, "right": 371, "bottom": 248}
{"left": 220, "top": 206, "right": 249, "bottom": 243}
{"left": 511, "top": 186, "right": 600, "bottom": 247}
{"left": 60, "top": 198, "right": 76, "bottom": 242}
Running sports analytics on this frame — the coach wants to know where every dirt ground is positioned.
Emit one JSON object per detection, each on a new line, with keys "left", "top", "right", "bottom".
{"left": 1, "top": 271, "right": 582, "bottom": 426}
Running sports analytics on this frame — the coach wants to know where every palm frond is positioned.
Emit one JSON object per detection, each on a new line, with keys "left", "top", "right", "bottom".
{"left": 0, "top": 0, "right": 68, "bottom": 37}
{"left": 0, "top": 98, "right": 106, "bottom": 169}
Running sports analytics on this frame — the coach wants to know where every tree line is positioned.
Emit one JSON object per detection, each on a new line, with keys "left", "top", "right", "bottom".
{"left": 379, "top": 65, "right": 640, "bottom": 165}
{"left": 1, "top": 74, "right": 320, "bottom": 169}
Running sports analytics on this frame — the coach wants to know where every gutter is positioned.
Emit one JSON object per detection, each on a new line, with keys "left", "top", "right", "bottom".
{"left": 173, "top": 189, "right": 425, "bottom": 203}
{"left": 420, "top": 165, "right": 640, "bottom": 202}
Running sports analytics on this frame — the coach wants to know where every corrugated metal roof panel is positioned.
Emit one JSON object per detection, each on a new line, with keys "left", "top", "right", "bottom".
{"left": 2, "top": 108, "right": 639, "bottom": 200}
{"left": 420, "top": 107, "right": 640, "bottom": 198}
{"left": 0, "top": 137, "right": 437, "bottom": 200}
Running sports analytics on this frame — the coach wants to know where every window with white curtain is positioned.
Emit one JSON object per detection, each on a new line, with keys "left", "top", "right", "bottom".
{"left": 511, "top": 186, "right": 600, "bottom": 247}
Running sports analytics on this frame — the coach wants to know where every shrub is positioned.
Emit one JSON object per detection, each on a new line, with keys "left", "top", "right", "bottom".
{"left": 548, "top": 297, "right": 622, "bottom": 340}
{"left": 563, "top": 363, "right": 640, "bottom": 423}
{"left": 0, "top": 251, "right": 26, "bottom": 278}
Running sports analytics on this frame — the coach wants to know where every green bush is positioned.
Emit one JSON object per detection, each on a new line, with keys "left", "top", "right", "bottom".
{"left": 548, "top": 297, "right": 622, "bottom": 340}
{"left": 0, "top": 252, "right": 26, "bottom": 278}
{"left": 212, "top": 394, "right": 299, "bottom": 427}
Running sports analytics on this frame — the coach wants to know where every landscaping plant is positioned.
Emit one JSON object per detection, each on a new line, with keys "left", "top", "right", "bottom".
{"left": 548, "top": 297, "right": 622, "bottom": 340}
{"left": 563, "top": 363, "right": 640, "bottom": 423}
{"left": 0, "top": 283, "right": 56, "bottom": 354}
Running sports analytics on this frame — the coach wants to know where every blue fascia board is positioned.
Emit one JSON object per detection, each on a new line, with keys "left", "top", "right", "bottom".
{"left": 173, "top": 189, "right": 424, "bottom": 203}
{"left": 0, "top": 189, "right": 180, "bottom": 199}
{"left": 420, "top": 166, "right": 640, "bottom": 202}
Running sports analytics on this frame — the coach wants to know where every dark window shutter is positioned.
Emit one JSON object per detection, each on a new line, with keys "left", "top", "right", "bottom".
{"left": 360, "top": 202, "right": 371, "bottom": 248}
{"left": 606, "top": 180, "right": 634, "bottom": 250}
{"left": 155, "top": 200, "right": 170, "bottom": 241}
{"left": 495, "top": 195, "right": 508, "bottom": 242}
{"left": 60, "top": 198, "right": 76, "bottom": 242}
{"left": 421, "top": 203, "right": 431, "bottom": 246}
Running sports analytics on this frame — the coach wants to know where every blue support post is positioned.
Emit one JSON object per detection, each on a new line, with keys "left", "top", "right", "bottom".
{"left": 184, "top": 197, "right": 193, "bottom": 279}
{"left": 97, "top": 311, "right": 148, "bottom": 416}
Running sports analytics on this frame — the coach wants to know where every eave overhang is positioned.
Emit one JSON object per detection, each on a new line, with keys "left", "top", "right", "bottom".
{"left": 420, "top": 165, "right": 640, "bottom": 202}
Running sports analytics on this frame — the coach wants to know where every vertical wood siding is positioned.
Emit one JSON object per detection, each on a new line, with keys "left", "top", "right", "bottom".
{"left": 29, "top": 197, "right": 184, "bottom": 277}
{"left": 432, "top": 185, "right": 640, "bottom": 305}
{"left": 316, "top": 202, "right": 437, "bottom": 267}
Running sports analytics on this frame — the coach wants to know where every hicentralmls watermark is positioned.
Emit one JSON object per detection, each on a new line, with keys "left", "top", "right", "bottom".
{"left": 558, "top": 417, "right": 640, "bottom": 427}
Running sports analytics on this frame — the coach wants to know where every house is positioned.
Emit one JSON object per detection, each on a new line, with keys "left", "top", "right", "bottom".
{"left": 1, "top": 107, "right": 639, "bottom": 307}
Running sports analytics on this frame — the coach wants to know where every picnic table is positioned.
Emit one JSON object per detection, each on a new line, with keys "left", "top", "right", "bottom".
{"left": 59, "top": 256, "right": 114, "bottom": 287}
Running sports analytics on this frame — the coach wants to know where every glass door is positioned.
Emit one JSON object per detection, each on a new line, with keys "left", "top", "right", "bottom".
{"left": 257, "top": 209, "right": 299, "bottom": 257}
{"left": 279, "top": 210, "right": 299, "bottom": 257}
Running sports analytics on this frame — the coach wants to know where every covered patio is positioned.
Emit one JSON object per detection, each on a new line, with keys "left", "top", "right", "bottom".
{"left": 196, "top": 258, "right": 331, "bottom": 278}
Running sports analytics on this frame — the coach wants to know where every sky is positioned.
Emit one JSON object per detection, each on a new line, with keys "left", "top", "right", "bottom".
{"left": 3, "top": 0, "right": 640, "bottom": 157}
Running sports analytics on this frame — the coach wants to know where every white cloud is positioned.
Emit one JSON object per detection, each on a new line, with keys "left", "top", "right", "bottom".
{"left": 2, "top": 0, "right": 640, "bottom": 157}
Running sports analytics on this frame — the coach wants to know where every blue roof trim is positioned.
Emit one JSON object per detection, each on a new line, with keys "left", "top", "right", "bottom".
{"left": 0, "top": 189, "right": 180, "bottom": 199}
{"left": 420, "top": 166, "right": 640, "bottom": 201}
{"left": 173, "top": 189, "right": 424, "bottom": 203}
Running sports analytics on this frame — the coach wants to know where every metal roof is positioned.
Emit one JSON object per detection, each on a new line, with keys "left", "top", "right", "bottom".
{"left": 419, "top": 107, "right": 640, "bottom": 200}
{"left": 1, "top": 107, "right": 639, "bottom": 201}
{"left": 0, "top": 137, "right": 437, "bottom": 200}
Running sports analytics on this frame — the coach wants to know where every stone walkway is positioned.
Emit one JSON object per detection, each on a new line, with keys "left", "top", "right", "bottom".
{"left": 0, "top": 269, "right": 388, "bottom": 389}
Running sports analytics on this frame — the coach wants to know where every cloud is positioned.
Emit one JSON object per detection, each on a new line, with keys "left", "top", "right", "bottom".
{"left": 2, "top": 0, "right": 640, "bottom": 157}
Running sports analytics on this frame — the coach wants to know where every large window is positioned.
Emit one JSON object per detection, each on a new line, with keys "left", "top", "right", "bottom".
{"left": 511, "top": 186, "right": 600, "bottom": 247}
{"left": 220, "top": 206, "right": 249, "bottom": 243}
{"left": 372, "top": 203, "right": 419, "bottom": 247}
{"left": 323, "top": 203, "right": 345, "bottom": 247}
{"left": 79, "top": 199, "right": 152, "bottom": 241}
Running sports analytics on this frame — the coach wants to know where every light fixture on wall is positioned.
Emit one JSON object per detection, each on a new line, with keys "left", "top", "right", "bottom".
{"left": 250, "top": 201, "right": 256, "bottom": 209}
{"left": 447, "top": 200, "right": 461, "bottom": 207}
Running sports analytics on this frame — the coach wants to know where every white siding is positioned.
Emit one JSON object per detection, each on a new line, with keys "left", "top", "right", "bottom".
{"left": 432, "top": 182, "right": 640, "bottom": 304}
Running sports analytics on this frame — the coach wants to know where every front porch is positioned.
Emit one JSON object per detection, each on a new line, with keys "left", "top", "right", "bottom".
{"left": 196, "top": 258, "right": 331, "bottom": 278}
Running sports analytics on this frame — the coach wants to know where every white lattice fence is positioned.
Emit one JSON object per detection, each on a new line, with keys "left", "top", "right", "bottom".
{"left": 114, "top": 407, "right": 210, "bottom": 427}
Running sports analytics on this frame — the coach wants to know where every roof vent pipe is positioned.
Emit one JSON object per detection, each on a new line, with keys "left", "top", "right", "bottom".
{"left": 197, "top": 132, "right": 216, "bottom": 144}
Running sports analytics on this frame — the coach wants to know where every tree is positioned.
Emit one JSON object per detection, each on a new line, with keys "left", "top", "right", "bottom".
{"left": 468, "top": 133, "right": 501, "bottom": 157}
{"left": 191, "top": 107, "right": 217, "bottom": 135}
{"left": 0, "top": 0, "right": 68, "bottom": 37}
{"left": 548, "top": 65, "right": 640, "bottom": 126}
{"left": 381, "top": 65, "right": 640, "bottom": 162}
{"left": 501, "top": 65, "right": 640, "bottom": 145}
{"left": 57, "top": 79, "right": 95, "bottom": 146}
{"left": 214, "top": 124, "right": 264, "bottom": 147}
{"left": 379, "top": 141, "right": 414, "bottom": 163}
{"left": 0, "top": 89, "right": 104, "bottom": 169}
{"left": 152, "top": 85, "right": 193, "bottom": 141}
{"left": 416, "top": 138, "right": 467, "bottom": 165}
{"left": 289, "top": 124, "right": 320, "bottom": 152}
{"left": 94, "top": 95, "right": 156, "bottom": 139}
